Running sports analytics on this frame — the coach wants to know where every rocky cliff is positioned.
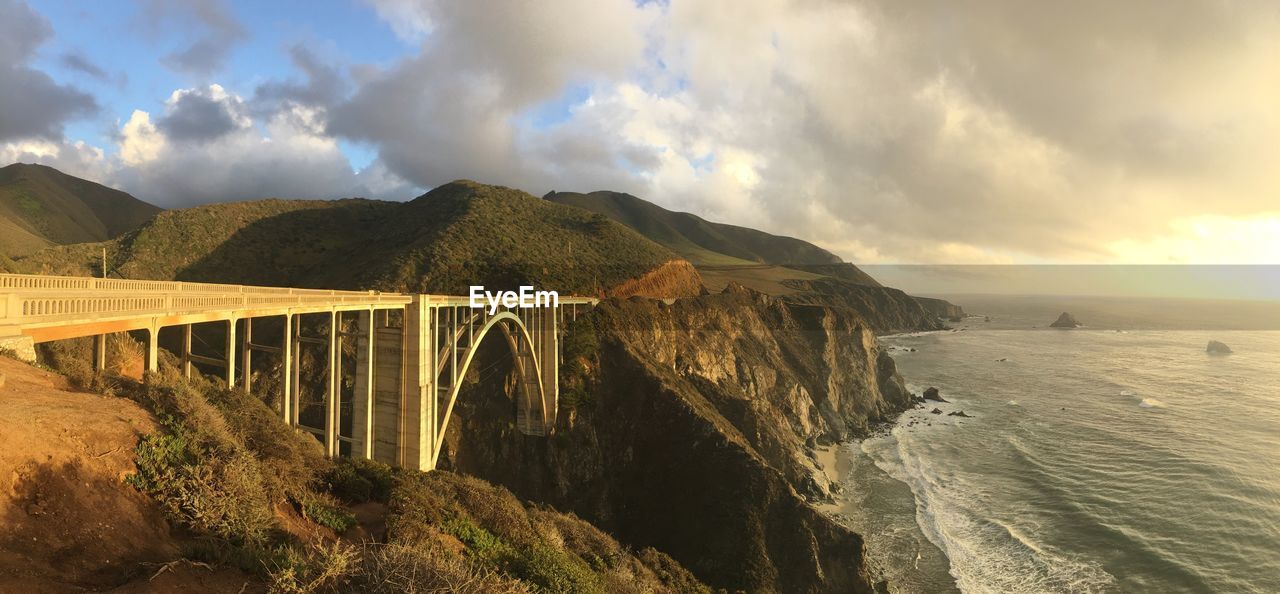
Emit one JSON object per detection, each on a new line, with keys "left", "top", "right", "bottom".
{"left": 782, "top": 278, "right": 945, "bottom": 334}
{"left": 913, "top": 296, "right": 966, "bottom": 321}
{"left": 437, "top": 285, "right": 914, "bottom": 592}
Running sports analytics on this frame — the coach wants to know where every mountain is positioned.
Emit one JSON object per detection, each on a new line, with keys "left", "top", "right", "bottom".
{"left": 544, "top": 189, "right": 960, "bottom": 332}
{"left": 14, "top": 180, "right": 701, "bottom": 299}
{"left": 545, "top": 190, "right": 847, "bottom": 268}
{"left": 0, "top": 163, "right": 160, "bottom": 257}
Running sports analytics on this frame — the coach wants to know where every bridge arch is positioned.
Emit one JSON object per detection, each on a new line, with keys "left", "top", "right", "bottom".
{"left": 431, "top": 310, "right": 550, "bottom": 466}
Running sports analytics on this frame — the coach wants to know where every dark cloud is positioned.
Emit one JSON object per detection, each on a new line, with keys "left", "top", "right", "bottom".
{"left": 59, "top": 51, "right": 109, "bottom": 80}
{"left": 0, "top": 0, "right": 97, "bottom": 141}
{"left": 253, "top": 45, "right": 348, "bottom": 112}
{"left": 140, "top": 0, "right": 247, "bottom": 76}
{"left": 157, "top": 87, "right": 242, "bottom": 141}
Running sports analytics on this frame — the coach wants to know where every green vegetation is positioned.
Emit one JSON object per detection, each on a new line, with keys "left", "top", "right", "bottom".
{"left": 21, "top": 337, "right": 705, "bottom": 593}
{"left": 545, "top": 189, "right": 844, "bottom": 267}
{"left": 0, "top": 163, "right": 160, "bottom": 257}
{"left": 14, "top": 180, "right": 680, "bottom": 297}
{"left": 389, "top": 471, "right": 707, "bottom": 594}
{"left": 124, "top": 374, "right": 330, "bottom": 555}
{"left": 324, "top": 457, "right": 395, "bottom": 504}
{"left": 558, "top": 314, "right": 600, "bottom": 411}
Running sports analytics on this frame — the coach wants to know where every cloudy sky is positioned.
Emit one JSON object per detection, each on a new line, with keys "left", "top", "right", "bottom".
{"left": 2, "top": 0, "right": 1278, "bottom": 265}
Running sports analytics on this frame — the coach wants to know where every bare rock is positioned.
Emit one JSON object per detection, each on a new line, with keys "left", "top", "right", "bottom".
{"left": 1050, "top": 312, "right": 1082, "bottom": 328}
{"left": 923, "top": 387, "right": 948, "bottom": 403}
{"left": 1206, "top": 340, "right": 1233, "bottom": 355}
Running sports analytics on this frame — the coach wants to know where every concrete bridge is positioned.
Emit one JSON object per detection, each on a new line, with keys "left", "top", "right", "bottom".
{"left": 0, "top": 273, "right": 595, "bottom": 471}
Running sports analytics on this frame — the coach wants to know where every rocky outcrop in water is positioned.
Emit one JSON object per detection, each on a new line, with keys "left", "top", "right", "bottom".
{"left": 923, "top": 387, "right": 948, "bottom": 402}
{"left": 1050, "top": 312, "right": 1082, "bottom": 328}
{"left": 438, "top": 284, "right": 915, "bottom": 593}
{"left": 1206, "top": 340, "right": 1233, "bottom": 355}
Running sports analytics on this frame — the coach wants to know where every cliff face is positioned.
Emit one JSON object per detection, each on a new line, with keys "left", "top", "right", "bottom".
{"left": 913, "top": 296, "right": 966, "bottom": 321}
{"left": 438, "top": 285, "right": 914, "bottom": 592}
{"left": 782, "top": 277, "right": 945, "bottom": 334}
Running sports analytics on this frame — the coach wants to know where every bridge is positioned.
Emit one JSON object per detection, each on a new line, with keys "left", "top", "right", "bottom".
{"left": 0, "top": 273, "right": 595, "bottom": 471}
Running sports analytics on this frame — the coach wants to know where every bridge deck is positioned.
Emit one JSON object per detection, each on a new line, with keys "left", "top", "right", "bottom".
{"left": 1, "top": 273, "right": 596, "bottom": 343}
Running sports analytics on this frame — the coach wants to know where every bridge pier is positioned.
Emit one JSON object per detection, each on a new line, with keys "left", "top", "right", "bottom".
{"left": 224, "top": 319, "right": 236, "bottom": 389}
{"left": 241, "top": 318, "right": 252, "bottom": 392}
{"left": 145, "top": 326, "right": 158, "bottom": 374}
{"left": 325, "top": 310, "right": 339, "bottom": 458}
{"left": 280, "top": 314, "right": 292, "bottom": 424}
{"left": 94, "top": 334, "right": 106, "bottom": 372}
{"left": 181, "top": 324, "right": 193, "bottom": 378}
{"left": 351, "top": 309, "right": 376, "bottom": 460}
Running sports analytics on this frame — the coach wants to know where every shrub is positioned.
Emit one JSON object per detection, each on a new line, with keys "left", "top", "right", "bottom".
{"left": 356, "top": 542, "right": 527, "bottom": 594}
{"left": 301, "top": 492, "right": 357, "bottom": 533}
{"left": 267, "top": 541, "right": 359, "bottom": 594}
{"left": 122, "top": 374, "right": 339, "bottom": 573}
{"left": 325, "top": 457, "right": 395, "bottom": 504}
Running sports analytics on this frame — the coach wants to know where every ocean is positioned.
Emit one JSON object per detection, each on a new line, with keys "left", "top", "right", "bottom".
{"left": 827, "top": 295, "right": 1280, "bottom": 593}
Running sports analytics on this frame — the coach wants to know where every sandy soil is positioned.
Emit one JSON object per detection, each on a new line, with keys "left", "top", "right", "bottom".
{"left": 0, "top": 356, "right": 256, "bottom": 592}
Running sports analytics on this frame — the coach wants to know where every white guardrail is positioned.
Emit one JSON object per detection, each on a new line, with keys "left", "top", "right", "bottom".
{"left": 1, "top": 273, "right": 413, "bottom": 321}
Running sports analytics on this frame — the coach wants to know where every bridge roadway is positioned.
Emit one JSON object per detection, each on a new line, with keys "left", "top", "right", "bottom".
{"left": 0, "top": 273, "right": 595, "bottom": 471}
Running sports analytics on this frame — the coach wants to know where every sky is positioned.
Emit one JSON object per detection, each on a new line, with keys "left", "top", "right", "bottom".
{"left": 2, "top": 0, "right": 1279, "bottom": 266}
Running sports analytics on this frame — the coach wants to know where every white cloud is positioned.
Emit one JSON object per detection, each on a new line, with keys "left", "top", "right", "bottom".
{"left": 119, "top": 111, "right": 165, "bottom": 166}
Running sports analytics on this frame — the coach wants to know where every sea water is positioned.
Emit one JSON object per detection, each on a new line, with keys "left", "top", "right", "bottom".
{"left": 830, "top": 296, "right": 1280, "bottom": 593}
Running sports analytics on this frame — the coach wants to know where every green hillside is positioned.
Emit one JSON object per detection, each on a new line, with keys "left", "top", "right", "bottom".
{"left": 544, "top": 190, "right": 884, "bottom": 286}
{"left": 15, "top": 180, "right": 685, "bottom": 297}
{"left": 544, "top": 190, "right": 844, "bottom": 267}
{"left": 0, "top": 163, "right": 161, "bottom": 256}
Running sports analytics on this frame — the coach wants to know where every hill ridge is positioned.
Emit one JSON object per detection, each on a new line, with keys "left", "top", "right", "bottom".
{"left": 0, "top": 163, "right": 161, "bottom": 257}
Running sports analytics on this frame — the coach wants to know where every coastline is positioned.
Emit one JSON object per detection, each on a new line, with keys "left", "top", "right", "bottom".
{"left": 814, "top": 358, "right": 970, "bottom": 593}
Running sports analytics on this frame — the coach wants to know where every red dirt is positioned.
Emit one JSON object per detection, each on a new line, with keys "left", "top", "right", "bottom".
{"left": 0, "top": 356, "right": 257, "bottom": 591}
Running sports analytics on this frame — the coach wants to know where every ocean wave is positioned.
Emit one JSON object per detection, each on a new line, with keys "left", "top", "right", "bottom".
{"left": 1138, "top": 398, "right": 1166, "bottom": 408}
{"left": 870, "top": 430, "right": 1117, "bottom": 593}
{"left": 1120, "top": 390, "right": 1135, "bottom": 397}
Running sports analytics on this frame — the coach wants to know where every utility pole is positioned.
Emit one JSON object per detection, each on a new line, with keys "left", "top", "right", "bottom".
{"left": 101, "top": 248, "right": 107, "bottom": 278}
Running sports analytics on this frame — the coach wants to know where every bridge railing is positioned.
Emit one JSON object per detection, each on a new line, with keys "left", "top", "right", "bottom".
{"left": 1, "top": 273, "right": 413, "bottom": 324}
{"left": 0, "top": 273, "right": 393, "bottom": 297}
{"left": 1, "top": 273, "right": 597, "bottom": 325}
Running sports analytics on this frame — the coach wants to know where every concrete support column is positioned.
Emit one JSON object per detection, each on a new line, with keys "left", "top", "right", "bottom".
{"left": 181, "top": 324, "right": 193, "bottom": 379}
{"left": 401, "top": 298, "right": 434, "bottom": 471}
{"left": 94, "top": 334, "right": 107, "bottom": 372}
{"left": 281, "top": 313, "right": 292, "bottom": 424}
{"left": 145, "top": 326, "right": 159, "bottom": 374}
{"left": 224, "top": 318, "right": 236, "bottom": 389}
{"left": 241, "top": 318, "right": 252, "bottom": 392}
{"left": 325, "top": 310, "right": 339, "bottom": 457}
{"left": 291, "top": 315, "right": 302, "bottom": 427}
{"left": 353, "top": 309, "right": 375, "bottom": 460}
{"left": 540, "top": 306, "right": 559, "bottom": 429}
